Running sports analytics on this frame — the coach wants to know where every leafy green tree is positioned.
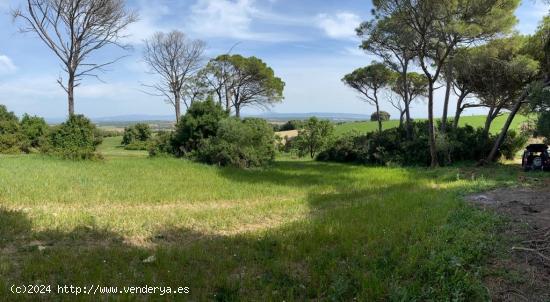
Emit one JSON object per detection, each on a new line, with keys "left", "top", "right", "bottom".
{"left": 389, "top": 72, "right": 428, "bottom": 128}
{"left": 343, "top": 63, "right": 395, "bottom": 134}
{"left": 293, "top": 117, "right": 334, "bottom": 158}
{"left": 204, "top": 55, "right": 285, "bottom": 117}
{"left": 0, "top": 105, "right": 23, "bottom": 154}
{"left": 371, "top": 111, "right": 391, "bottom": 122}
{"left": 464, "top": 37, "right": 539, "bottom": 138}
{"left": 487, "top": 17, "right": 550, "bottom": 162}
{"left": 371, "top": 0, "right": 520, "bottom": 167}
{"left": 358, "top": 16, "right": 417, "bottom": 137}
{"left": 20, "top": 114, "right": 49, "bottom": 150}
{"left": 172, "top": 98, "right": 229, "bottom": 155}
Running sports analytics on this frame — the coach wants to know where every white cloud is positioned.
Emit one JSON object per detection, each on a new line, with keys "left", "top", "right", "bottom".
{"left": 122, "top": 1, "right": 172, "bottom": 44}
{"left": 0, "top": 55, "right": 17, "bottom": 75}
{"left": 317, "top": 12, "right": 361, "bottom": 40}
{"left": 187, "top": 0, "right": 303, "bottom": 42}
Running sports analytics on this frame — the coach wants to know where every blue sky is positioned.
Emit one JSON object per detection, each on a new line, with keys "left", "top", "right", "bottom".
{"left": 0, "top": 0, "right": 548, "bottom": 119}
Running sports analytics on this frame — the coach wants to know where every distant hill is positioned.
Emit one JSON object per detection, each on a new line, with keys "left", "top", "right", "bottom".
{"left": 45, "top": 113, "right": 372, "bottom": 125}
{"left": 246, "top": 112, "right": 372, "bottom": 122}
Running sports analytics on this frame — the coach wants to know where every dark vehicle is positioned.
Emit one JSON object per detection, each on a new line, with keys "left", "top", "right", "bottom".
{"left": 522, "top": 144, "right": 550, "bottom": 171}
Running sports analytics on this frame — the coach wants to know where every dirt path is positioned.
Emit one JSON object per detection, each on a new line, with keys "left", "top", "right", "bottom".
{"left": 468, "top": 186, "right": 550, "bottom": 302}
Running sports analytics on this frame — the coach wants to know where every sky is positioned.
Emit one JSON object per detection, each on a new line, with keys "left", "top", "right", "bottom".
{"left": 0, "top": 0, "right": 548, "bottom": 120}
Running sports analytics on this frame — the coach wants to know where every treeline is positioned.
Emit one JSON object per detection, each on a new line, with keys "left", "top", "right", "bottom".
{"left": 342, "top": 1, "right": 549, "bottom": 167}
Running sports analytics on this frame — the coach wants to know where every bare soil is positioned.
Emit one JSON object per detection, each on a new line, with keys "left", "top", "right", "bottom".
{"left": 468, "top": 185, "right": 550, "bottom": 302}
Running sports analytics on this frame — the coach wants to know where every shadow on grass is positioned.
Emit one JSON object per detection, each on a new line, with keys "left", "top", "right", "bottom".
{"left": 0, "top": 161, "right": 505, "bottom": 302}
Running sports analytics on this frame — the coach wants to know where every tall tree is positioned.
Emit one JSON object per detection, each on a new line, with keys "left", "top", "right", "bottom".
{"left": 487, "top": 15, "right": 550, "bottom": 162}
{"left": 389, "top": 72, "right": 428, "bottom": 128}
{"left": 445, "top": 48, "right": 479, "bottom": 129}
{"left": 343, "top": 63, "right": 394, "bottom": 134}
{"left": 466, "top": 37, "right": 539, "bottom": 138}
{"left": 12, "top": 0, "right": 137, "bottom": 116}
{"left": 357, "top": 16, "right": 416, "bottom": 137}
{"left": 204, "top": 55, "right": 285, "bottom": 118}
{"left": 142, "top": 31, "right": 205, "bottom": 123}
{"left": 372, "top": 0, "right": 519, "bottom": 167}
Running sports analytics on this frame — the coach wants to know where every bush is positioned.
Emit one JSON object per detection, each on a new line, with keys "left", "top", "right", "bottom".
{"left": 124, "top": 140, "right": 150, "bottom": 151}
{"left": 371, "top": 111, "right": 391, "bottom": 122}
{"left": 172, "top": 99, "right": 228, "bottom": 156}
{"left": 45, "top": 115, "right": 102, "bottom": 160}
{"left": 318, "top": 121, "right": 523, "bottom": 166}
{"left": 122, "top": 123, "right": 152, "bottom": 145}
{"left": 148, "top": 131, "right": 176, "bottom": 157}
{"left": 535, "top": 111, "right": 550, "bottom": 143}
{"left": 195, "top": 118, "right": 275, "bottom": 168}
{"left": 19, "top": 114, "right": 49, "bottom": 151}
{"left": 278, "top": 120, "right": 305, "bottom": 131}
{"left": 0, "top": 105, "right": 23, "bottom": 154}
{"left": 293, "top": 117, "right": 334, "bottom": 158}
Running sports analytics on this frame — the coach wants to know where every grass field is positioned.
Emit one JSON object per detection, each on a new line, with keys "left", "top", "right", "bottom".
{"left": 0, "top": 137, "right": 537, "bottom": 300}
{"left": 334, "top": 114, "right": 533, "bottom": 136}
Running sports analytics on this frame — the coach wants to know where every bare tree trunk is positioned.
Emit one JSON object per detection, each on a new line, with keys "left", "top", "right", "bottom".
{"left": 402, "top": 70, "right": 413, "bottom": 139}
{"left": 175, "top": 93, "right": 181, "bottom": 123}
{"left": 399, "top": 111, "right": 405, "bottom": 129}
{"left": 67, "top": 73, "right": 75, "bottom": 116}
{"left": 486, "top": 92, "right": 528, "bottom": 162}
{"left": 428, "top": 82, "right": 438, "bottom": 167}
{"left": 483, "top": 107, "right": 495, "bottom": 138}
{"left": 375, "top": 95, "right": 382, "bottom": 134}
{"left": 452, "top": 94, "right": 467, "bottom": 129}
{"left": 441, "top": 77, "right": 452, "bottom": 133}
{"left": 235, "top": 104, "right": 241, "bottom": 118}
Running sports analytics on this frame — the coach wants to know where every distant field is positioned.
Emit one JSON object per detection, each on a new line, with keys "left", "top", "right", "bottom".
{"left": 335, "top": 114, "right": 533, "bottom": 136}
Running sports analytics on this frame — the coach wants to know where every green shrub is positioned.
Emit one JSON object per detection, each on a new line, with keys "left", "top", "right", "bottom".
{"left": 292, "top": 117, "right": 334, "bottom": 158}
{"left": 279, "top": 120, "right": 305, "bottom": 131}
{"left": 172, "top": 99, "right": 228, "bottom": 156}
{"left": 195, "top": 118, "right": 275, "bottom": 168}
{"left": 46, "top": 115, "right": 102, "bottom": 160}
{"left": 19, "top": 114, "right": 49, "bottom": 152}
{"left": 148, "top": 131, "right": 176, "bottom": 157}
{"left": 535, "top": 111, "right": 550, "bottom": 143}
{"left": 318, "top": 121, "right": 523, "bottom": 166}
{"left": 371, "top": 111, "right": 391, "bottom": 122}
{"left": 122, "top": 123, "right": 152, "bottom": 145}
{"left": 124, "top": 140, "right": 150, "bottom": 151}
{"left": 0, "top": 105, "right": 23, "bottom": 154}
{"left": 500, "top": 130, "right": 528, "bottom": 160}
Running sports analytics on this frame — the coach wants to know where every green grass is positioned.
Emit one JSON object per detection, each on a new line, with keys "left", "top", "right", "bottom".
{"left": 0, "top": 138, "right": 535, "bottom": 300}
{"left": 335, "top": 114, "right": 532, "bottom": 136}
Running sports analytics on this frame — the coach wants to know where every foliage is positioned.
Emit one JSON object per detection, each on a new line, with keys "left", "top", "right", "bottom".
{"left": 0, "top": 105, "right": 24, "bottom": 154}
{"left": 205, "top": 54, "right": 285, "bottom": 117}
{"left": 121, "top": 123, "right": 152, "bottom": 145}
{"left": 293, "top": 117, "right": 334, "bottom": 158}
{"left": 172, "top": 99, "right": 229, "bottom": 156}
{"left": 195, "top": 118, "right": 275, "bottom": 168}
{"left": 535, "top": 111, "right": 550, "bottom": 143}
{"left": 371, "top": 111, "right": 391, "bottom": 122}
{"left": 319, "top": 121, "right": 526, "bottom": 166}
{"left": 278, "top": 120, "right": 305, "bottom": 131}
{"left": 19, "top": 114, "right": 49, "bottom": 151}
{"left": 343, "top": 63, "right": 395, "bottom": 133}
{"left": 45, "top": 115, "right": 102, "bottom": 160}
{"left": 148, "top": 131, "right": 176, "bottom": 157}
